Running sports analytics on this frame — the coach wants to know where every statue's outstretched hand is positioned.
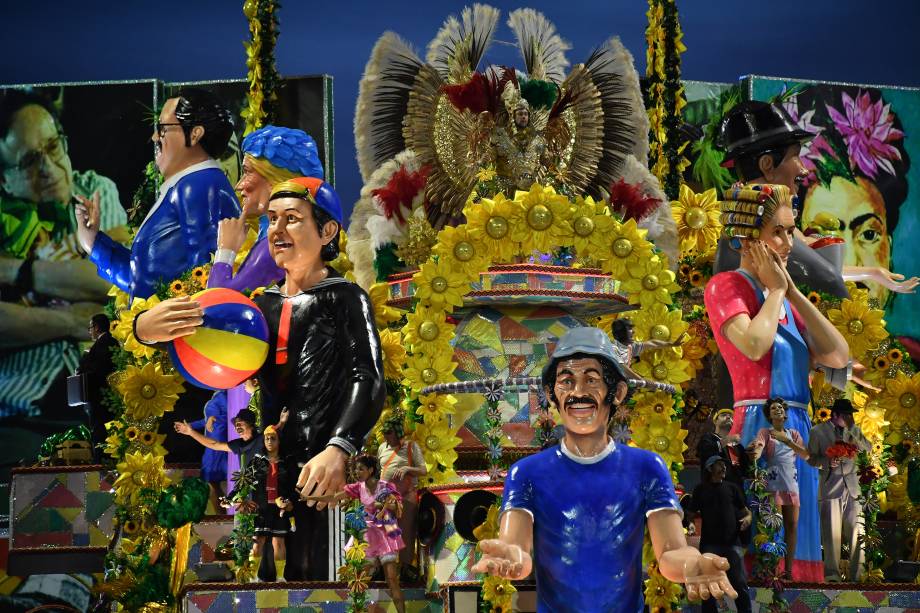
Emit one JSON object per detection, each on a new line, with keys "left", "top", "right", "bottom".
{"left": 471, "top": 539, "right": 532, "bottom": 580}
{"left": 684, "top": 553, "right": 737, "bottom": 602}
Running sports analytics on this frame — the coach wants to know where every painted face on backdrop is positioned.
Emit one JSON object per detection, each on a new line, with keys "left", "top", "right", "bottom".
{"left": 235, "top": 155, "right": 273, "bottom": 217}
{"left": 0, "top": 104, "right": 74, "bottom": 203}
{"left": 267, "top": 196, "right": 336, "bottom": 270}
{"left": 803, "top": 176, "right": 892, "bottom": 303}
{"left": 548, "top": 357, "right": 626, "bottom": 437}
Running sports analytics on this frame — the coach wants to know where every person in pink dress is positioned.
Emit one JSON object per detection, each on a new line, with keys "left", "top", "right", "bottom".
{"left": 747, "top": 397, "right": 811, "bottom": 578}
{"left": 308, "top": 455, "right": 406, "bottom": 613}
{"left": 705, "top": 184, "right": 849, "bottom": 581}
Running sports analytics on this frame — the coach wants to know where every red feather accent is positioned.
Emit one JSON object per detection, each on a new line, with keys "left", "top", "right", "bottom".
{"left": 608, "top": 179, "right": 660, "bottom": 223}
{"left": 372, "top": 165, "right": 430, "bottom": 223}
{"left": 442, "top": 72, "right": 492, "bottom": 115}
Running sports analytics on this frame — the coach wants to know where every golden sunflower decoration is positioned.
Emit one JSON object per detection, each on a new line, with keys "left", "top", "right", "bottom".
{"left": 570, "top": 196, "right": 614, "bottom": 259}
{"left": 630, "top": 303, "right": 688, "bottom": 349}
{"left": 814, "top": 407, "right": 832, "bottom": 423}
{"left": 116, "top": 362, "right": 184, "bottom": 421}
{"left": 888, "top": 348, "right": 904, "bottom": 364}
{"left": 414, "top": 416, "right": 463, "bottom": 477}
{"left": 113, "top": 451, "right": 170, "bottom": 505}
{"left": 108, "top": 285, "right": 130, "bottom": 311}
{"left": 631, "top": 419, "right": 687, "bottom": 467}
{"left": 671, "top": 184, "right": 721, "bottom": 256}
{"left": 630, "top": 391, "right": 677, "bottom": 427}
{"left": 169, "top": 279, "right": 187, "bottom": 296}
{"left": 482, "top": 575, "right": 516, "bottom": 611}
{"left": 600, "top": 218, "right": 655, "bottom": 279}
{"left": 633, "top": 351, "right": 692, "bottom": 386}
{"left": 509, "top": 184, "right": 575, "bottom": 255}
{"left": 191, "top": 266, "right": 209, "bottom": 284}
{"left": 854, "top": 400, "right": 890, "bottom": 441}
{"left": 873, "top": 355, "right": 890, "bottom": 371}
{"left": 379, "top": 329, "right": 407, "bottom": 380}
{"left": 881, "top": 371, "right": 920, "bottom": 429}
{"left": 432, "top": 224, "right": 490, "bottom": 278}
{"left": 807, "top": 291, "right": 822, "bottom": 306}
{"left": 124, "top": 426, "right": 140, "bottom": 441}
{"left": 402, "top": 304, "right": 454, "bottom": 357}
{"left": 368, "top": 282, "right": 403, "bottom": 328}
{"left": 413, "top": 259, "right": 469, "bottom": 312}
{"left": 827, "top": 296, "right": 888, "bottom": 358}
{"left": 621, "top": 256, "right": 679, "bottom": 309}
{"left": 464, "top": 192, "right": 519, "bottom": 263}
{"left": 402, "top": 350, "right": 458, "bottom": 392}
{"left": 416, "top": 392, "right": 457, "bottom": 421}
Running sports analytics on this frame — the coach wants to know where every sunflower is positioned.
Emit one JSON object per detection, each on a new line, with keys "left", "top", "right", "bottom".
{"left": 107, "top": 285, "right": 130, "bottom": 311}
{"left": 482, "top": 575, "right": 516, "bottom": 611}
{"left": 402, "top": 304, "right": 454, "bottom": 356}
{"left": 570, "top": 196, "right": 615, "bottom": 260}
{"left": 422, "top": 466, "right": 462, "bottom": 486}
{"left": 621, "top": 256, "right": 679, "bottom": 309}
{"left": 873, "top": 355, "right": 890, "bottom": 371}
{"left": 671, "top": 185, "right": 721, "bottom": 256}
{"left": 689, "top": 270, "right": 705, "bottom": 287}
{"left": 630, "top": 391, "right": 677, "bottom": 428}
{"left": 464, "top": 192, "right": 519, "bottom": 263}
{"left": 191, "top": 266, "right": 209, "bottom": 281}
{"left": 599, "top": 218, "right": 655, "bottom": 280}
{"left": 682, "top": 335, "right": 711, "bottom": 373}
{"left": 881, "top": 371, "right": 920, "bottom": 429}
{"left": 631, "top": 419, "right": 687, "bottom": 468}
{"left": 509, "top": 184, "right": 574, "bottom": 255}
{"left": 888, "top": 348, "right": 904, "bottom": 364}
{"left": 368, "top": 282, "right": 403, "bottom": 328}
{"left": 116, "top": 362, "right": 184, "bottom": 421}
{"left": 872, "top": 441, "right": 884, "bottom": 455}
{"left": 413, "top": 417, "right": 462, "bottom": 474}
{"left": 104, "top": 432, "right": 124, "bottom": 458}
{"left": 644, "top": 565, "right": 683, "bottom": 610}
{"left": 633, "top": 352, "right": 692, "bottom": 385}
{"left": 432, "top": 224, "right": 490, "bottom": 278}
{"left": 380, "top": 329, "right": 407, "bottom": 380}
{"left": 139, "top": 430, "right": 157, "bottom": 446}
{"left": 678, "top": 262, "right": 692, "bottom": 279}
{"left": 113, "top": 451, "right": 170, "bottom": 505}
{"left": 827, "top": 296, "right": 888, "bottom": 359}
{"left": 413, "top": 259, "right": 469, "bottom": 312}
{"left": 630, "top": 303, "right": 689, "bottom": 347}
{"left": 477, "top": 165, "right": 497, "bottom": 182}
{"left": 808, "top": 291, "right": 822, "bottom": 306}
{"left": 111, "top": 294, "right": 162, "bottom": 360}
{"left": 124, "top": 426, "right": 139, "bottom": 441}
{"left": 122, "top": 519, "right": 139, "bottom": 534}
{"left": 416, "top": 393, "right": 457, "bottom": 421}
{"left": 854, "top": 400, "right": 890, "bottom": 441}
{"left": 403, "top": 350, "right": 458, "bottom": 392}
{"left": 815, "top": 407, "right": 832, "bottom": 422}
{"left": 169, "top": 279, "right": 187, "bottom": 296}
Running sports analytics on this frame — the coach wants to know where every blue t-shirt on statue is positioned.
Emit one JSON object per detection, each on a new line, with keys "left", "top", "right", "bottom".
{"left": 502, "top": 439, "right": 681, "bottom": 613}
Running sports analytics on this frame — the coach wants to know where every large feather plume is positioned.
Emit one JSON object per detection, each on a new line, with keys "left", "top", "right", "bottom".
{"left": 355, "top": 33, "right": 424, "bottom": 182}
{"left": 506, "top": 8, "right": 571, "bottom": 84}
{"left": 426, "top": 4, "right": 501, "bottom": 85}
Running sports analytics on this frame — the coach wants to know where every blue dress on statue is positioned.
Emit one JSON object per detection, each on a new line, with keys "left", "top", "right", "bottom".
{"left": 189, "top": 391, "right": 229, "bottom": 483}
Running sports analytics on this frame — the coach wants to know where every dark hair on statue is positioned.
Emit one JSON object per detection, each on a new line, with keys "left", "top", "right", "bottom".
{"left": 610, "top": 318, "right": 634, "bottom": 343}
{"left": 356, "top": 454, "right": 380, "bottom": 477}
{"left": 543, "top": 351, "right": 632, "bottom": 409}
{"left": 761, "top": 396, "right": 787, "bottom": 422}
{"left": 90, "top": 313, "right": 110, "bottom": 334}
{"left": 174, "top": 88, "right": 234, "bottom": 159}
{"left": 734, "top": 146, "right": 789, "bottom": 183}
{"left": 310, "top": 203, "right": 341, "bottom": 262}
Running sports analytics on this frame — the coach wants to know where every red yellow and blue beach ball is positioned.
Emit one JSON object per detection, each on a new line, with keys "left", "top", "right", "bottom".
{"left": 167, "top": 288, "right": 269, "bottom": 390}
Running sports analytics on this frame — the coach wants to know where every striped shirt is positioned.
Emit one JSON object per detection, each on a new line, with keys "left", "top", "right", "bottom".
{"left": 0, "top": 170, "right": 126, "bottom": 418}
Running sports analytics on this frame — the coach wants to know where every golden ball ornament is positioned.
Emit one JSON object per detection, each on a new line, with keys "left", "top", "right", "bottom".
{"left": 486, "top": 216, "right": 509, "bottom": 239}
{"left": 140, "top": 384, "right": 157, "bottom": 400}
{"left": 431, "top": 276, "right": 448, "bottom": 294}
{"left": 453, "top": 241, "right": 475, "bottom": 262}
{"left": 642, "top": 274, "right": 660, "bottom": 291}
{"left": 685, "top": 207, "right": 708, "bottom": 230}
{"left": 650, "top": 324, "right": 670, "bottom": 341}
{"left": 418, "top": 321, "right": 440, "bottom": 342}
{"left": 612, "top": 238, "right": 633, "bottom": 258}
{"left": 848, "top": 319, "right": 864, "bottom": 335}
{"left": 526, "top": 204, "right": 553, "bottom": 230}
{"left": 574, "top": 216, "right": 595, "bottom": 237}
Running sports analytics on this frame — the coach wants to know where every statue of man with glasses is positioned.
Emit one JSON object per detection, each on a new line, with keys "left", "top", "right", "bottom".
{"left": 0, "top": 90, "right": 126, "bottom": 421}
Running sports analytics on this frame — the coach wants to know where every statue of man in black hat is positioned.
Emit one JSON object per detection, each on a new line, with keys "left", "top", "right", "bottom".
{"left": 806, "top": 397, "right": 871, "bottom": 582}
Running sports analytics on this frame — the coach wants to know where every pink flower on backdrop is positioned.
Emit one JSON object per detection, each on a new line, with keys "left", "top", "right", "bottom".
{"left": 826, "top": 90, "right": 904, "bottom": 179}
{"left": 783, "top": 96, "right": 824, "bottom": 183}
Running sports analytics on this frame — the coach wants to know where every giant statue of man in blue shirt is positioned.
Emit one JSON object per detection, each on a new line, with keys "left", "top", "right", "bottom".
{"left": 472, "top": 327, "right": 737, "bottom": 612}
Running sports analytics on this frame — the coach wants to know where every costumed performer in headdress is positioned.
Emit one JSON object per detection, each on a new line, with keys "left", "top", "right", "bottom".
{"left": 473, "top": 327, "right": 736, "bottom": 612}
{"left": 259, "top": 177, "right": 385, "bottom": 580}
{"left": 704, "top": 184, "right": 849, "bottom": 580}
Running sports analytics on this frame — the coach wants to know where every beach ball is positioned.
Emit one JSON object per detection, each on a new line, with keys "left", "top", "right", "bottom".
{"left": 167, "top": 288, "right": 269, "bottom": 390}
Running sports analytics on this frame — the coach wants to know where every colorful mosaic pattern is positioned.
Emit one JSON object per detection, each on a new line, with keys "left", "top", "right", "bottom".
{"left": 183, "top": 586, "right": 438, "bottom": 612}
{"left": 453, "top": 305, "right": 584, "bottom": 447}
{"left": 10, "top": 467, "right": 202, "bottom": 549}
{"left": 679, "top": 587, "right": 920, "bottom": 613}
{"left": 427, "top": 485, "right": 502, "bottom": 590}
{"left": 183, "top": 518, "right": 235, "bottom": 582}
